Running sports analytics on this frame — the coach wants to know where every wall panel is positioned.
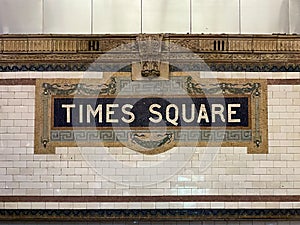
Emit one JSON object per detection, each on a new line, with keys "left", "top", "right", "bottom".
{"left": 44, "top": 0, "right": 91, "bottom": 34}
{"left": 0, "top": 0, "right": 42, "bottom": 34}
{"left": 241, "top": 0, "right": 289, "bottom": 34}
{"left": 192, "top": 0, "right": 240, "bottom": 34}
{"left": 290, "top": 0, "right": 300, "bottom": 34}
{"left": 142, "top": 0, "right": 190, "bottom": 33}
{"left": 93, "top": 0, "right": 141, "bottom": 34}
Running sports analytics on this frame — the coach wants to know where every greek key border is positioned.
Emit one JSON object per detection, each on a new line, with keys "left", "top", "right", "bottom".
{"left": 50, "top": 130, "right": 252, "bottom": 142}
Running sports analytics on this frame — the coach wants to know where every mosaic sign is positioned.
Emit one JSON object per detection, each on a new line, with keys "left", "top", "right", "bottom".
{"left": 34, "top": 74, "right": 268, "bottom": 154}
{"left": 53, "top": 97, "right": 249, "bottom": 128}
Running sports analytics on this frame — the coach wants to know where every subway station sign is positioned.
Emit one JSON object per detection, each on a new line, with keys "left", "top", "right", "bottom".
{"left": 54, "top": 97, "right": 248, "bottom": 128}
{"left": 34, "top": 74, "right": 268, "bottom": 154}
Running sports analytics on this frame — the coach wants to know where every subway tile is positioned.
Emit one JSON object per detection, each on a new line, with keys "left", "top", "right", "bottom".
{"left": 45, "top": 202, "right": 59, "bottom": 209}
{"left": 86, "top": 203, "right": 101, "bottom": 209}
{"left": 17, "top": 202, "right": 32, "bottom": 209}
{"left": 260, "top": 175, "right": 275, "bottom": 182}
{"left": 260, "top": 189, "right": 275, "bottom": 195}
{"left": 4, "top": 202, "right": 17, "bottom": 209}
{"left": 20, "top": 182, "right": 46, "bottom": 189}
{"left": 286, "top": 189, "right": 300, "bottom": 195}
{"left": 81, "top": 189, "right": 95, "bottom": 195}
{"left": 265, "top": 202, "right": 281, "bottom": 209}
{"left": 99, "top": 203, "right": 115, "bottom": 209}
{"left": 280, "top": 202, "right": 294, "bottom": 208}
{"left": 244, "top": 72, "right": 260, "bottom": 79}
{"left": 211, "top": 202, "right": 225, "bottom": 208}
{"left": 72, "top": 203, "right": 87, "bottom": 209}
{"left": 224, "top": 202, "right": 239, "bottom": 209}
{"left": 31, "top": 202, "right": 46, "bottom": 209}
{"left": 25, "top": 188, "right": 41, "bottom": 195}
{"left": 253, "top": 168, "right": 267, "bottom": 175}
{"left": 272, "top": 73, "right": 287, "bottom": 79}
{"left": 238, "top": 202, "right": 252, "bottom": 208}
{"left": 0, "top": 72, "right": 16, "bottom": 79}
{"left": 0, "top": 79, "right": 300, "bottom": 210}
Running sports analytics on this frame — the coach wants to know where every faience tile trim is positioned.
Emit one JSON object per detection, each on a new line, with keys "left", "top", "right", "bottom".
{"left": 0, "top": 79, "right": 35, "bottom": 85}
{"left": 0, "top": 209, "right": 299, "bottom": 221}
{"left": 268, "top": 79, "right": 300, "bottom": 85}
{"left": 33, "top": 76, "right": 268, "bottom": 154}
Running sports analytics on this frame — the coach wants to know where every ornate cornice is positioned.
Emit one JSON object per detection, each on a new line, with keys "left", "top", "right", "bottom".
{"left": 0, "top": 34, "right": 300, "bottom": 72}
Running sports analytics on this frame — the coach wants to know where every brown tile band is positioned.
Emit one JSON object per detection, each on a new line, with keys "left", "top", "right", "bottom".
{"left": 267, "top": 79, "right": 300, "bottom": 85}
{"left": 0, "top": 79, "right": 36, "bottom": 85}
{"left": 0, "top": 195, "right": 300, "bottom": 202}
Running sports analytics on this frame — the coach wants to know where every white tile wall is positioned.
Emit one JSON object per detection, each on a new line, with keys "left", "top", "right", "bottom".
{"left": 0, "top": 72, "right": 299, "bottom": 210}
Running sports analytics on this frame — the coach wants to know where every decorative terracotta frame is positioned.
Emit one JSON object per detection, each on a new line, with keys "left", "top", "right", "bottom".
{"left": 34, "top": 73, "right": 268, "bottom": 154}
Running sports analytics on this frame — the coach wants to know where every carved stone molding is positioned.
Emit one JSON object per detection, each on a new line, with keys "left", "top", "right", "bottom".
{"left": 0, "top": 34, "right": 300, "bottom": 72}
{"left": 1, "top": 34, "right": 300, "bottom": 53}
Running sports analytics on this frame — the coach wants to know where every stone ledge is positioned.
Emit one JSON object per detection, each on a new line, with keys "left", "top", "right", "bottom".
{"left": 1, "top": 34, "right": 300, "bottom": 53}
{"left": 0, "top": 34, "right": 300, "bottom": 72}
